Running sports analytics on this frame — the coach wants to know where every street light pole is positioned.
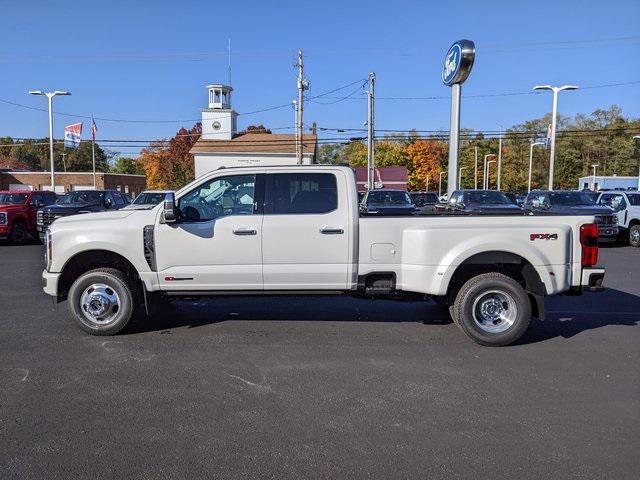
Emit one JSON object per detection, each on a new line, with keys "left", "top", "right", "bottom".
{"left": 486, "top": 160, "right": 497, "bottom": 189}
{"left": 458, "top": 167, "right": 466, "bottom": 188}
{"left": 533, "top": 84, "right": 579, "bottom": 190}
{"left": 28, "top": 90, "right": 71, "bottom": 190}
{"left": 528, "top": 142, "right": 546, "bottom": 193}
{"left": 591, "top": 164, "right": 599, "bottom": 191}
{"left": 497, "top": 131, "right": 503, "bottom": 191}
{"left": 483, "top": 154, "right": 496, "bottom": 189}
{"left": 634, "top": 135, "right": 640, "bottom": 191}
{"left": 425, "top": 175, "right": 430, "bottom": 192}
{"left": 474, "top": 146, "right": 478, "bottom": 189}
{"left": 439, "top": 171, "right": 446, "bottom": 197}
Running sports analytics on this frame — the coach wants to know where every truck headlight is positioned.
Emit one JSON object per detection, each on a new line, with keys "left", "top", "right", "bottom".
{"left": 37, "top": 210, "right": 44, "bottom": 225}
{"left": 45, "top": 229, "right": 52, "bottom": 271}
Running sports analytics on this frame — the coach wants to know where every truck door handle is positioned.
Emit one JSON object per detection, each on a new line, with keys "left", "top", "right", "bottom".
{"left": 320, "top": 227, "right": 344, "bottom": 235}
{"left": 233, "top": 228, "right": 257, "bottom": 236}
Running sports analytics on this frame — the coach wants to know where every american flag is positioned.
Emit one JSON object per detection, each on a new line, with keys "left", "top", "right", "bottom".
{"left": 91, "top": 117, "right": 98, "bottom": 141}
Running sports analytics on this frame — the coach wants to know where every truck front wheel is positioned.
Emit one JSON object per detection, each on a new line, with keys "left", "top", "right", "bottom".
{"left": 630, "top": 225, "right": 640, "bottom": 247}
{"left": 68, "top": 268, "right": 136, "bottom": 335}
{"left": 451, "top": 272, "right": 531, "bottom": 347}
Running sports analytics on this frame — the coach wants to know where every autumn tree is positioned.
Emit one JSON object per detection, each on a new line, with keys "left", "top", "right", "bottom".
{"left": 406, "top": 139, "right": 447, "bottom": 191}
{"left": 138, "top": 123, "right": 202, "bottom": 190}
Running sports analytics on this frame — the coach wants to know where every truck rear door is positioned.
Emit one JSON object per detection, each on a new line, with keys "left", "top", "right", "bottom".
{"left": 261, "top": 170, "right": 351, "bottom": 290}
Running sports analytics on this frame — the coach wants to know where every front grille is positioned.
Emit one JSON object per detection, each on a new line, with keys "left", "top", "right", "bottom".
{"left": 0, "top": 212, "right": 6, "bottom": 226}
{"left": 596, "top": 215, "right": 616, "bottom": 226}
{"left": 41, "top": 211, "right": 62, "bottom": 227}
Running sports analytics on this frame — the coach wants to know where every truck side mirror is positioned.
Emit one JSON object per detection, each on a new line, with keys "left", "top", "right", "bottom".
{"left": 104, "top": 198, "right": 113, "bottom": 208}
{"left": 162, "top": 192, "right": 177, "bottom": 223}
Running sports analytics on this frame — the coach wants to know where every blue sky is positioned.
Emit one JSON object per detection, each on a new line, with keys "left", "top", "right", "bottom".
{"left": 1, "top": 0, "right": 639, "bottom": 157}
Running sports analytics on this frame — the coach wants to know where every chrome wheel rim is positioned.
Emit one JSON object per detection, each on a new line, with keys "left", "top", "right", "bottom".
{"left": 631, "top": 229, "right": 640, "bottom": 244}
{"left": 80, "top": 283, "right": 121, "bottom": 325}
{"left": 472, "top": 289, "right": 517, "bottom": 333}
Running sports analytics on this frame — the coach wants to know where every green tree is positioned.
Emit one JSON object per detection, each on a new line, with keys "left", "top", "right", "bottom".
{"left": 111, "top": 156, "right": 144, "bottom": 175}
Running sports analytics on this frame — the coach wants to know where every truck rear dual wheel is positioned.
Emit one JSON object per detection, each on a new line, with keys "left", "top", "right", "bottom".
{"left": 68, "top": 268, "right": 136, "bottom": 335}
{"left": 451, "top": 272, "right": 531, "bottom": 347}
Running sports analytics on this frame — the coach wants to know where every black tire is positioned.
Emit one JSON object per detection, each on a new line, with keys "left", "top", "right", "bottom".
{"left": 68, "top": 268, "right": 137, "bottom": 335}
{"left": 9, "top": 221, "right": 28, "bottom": 244}
{"left": 630, "top": 225, "right": 640, "bottom": 248}
{"left": 452, "top": 272, "right": 531, "bottom": 347}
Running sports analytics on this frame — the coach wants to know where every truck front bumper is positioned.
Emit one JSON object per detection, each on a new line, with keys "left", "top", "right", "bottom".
{"left": 42, "top": 270, "right": 61, "bottom": 297}
{"left": 581, "top": 267, "right": 605, "bottom": 292}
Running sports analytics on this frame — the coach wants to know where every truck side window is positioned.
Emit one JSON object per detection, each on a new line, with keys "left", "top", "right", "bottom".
{"left": 265, "top": 173, "right": 337, "bottom": 215}
{"left": 178, "top": 174, "right": 256, "bottom": 222}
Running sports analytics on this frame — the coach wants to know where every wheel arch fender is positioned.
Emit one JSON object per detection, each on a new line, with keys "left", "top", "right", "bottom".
{"left": 58, "top": 249, "right": 143, "bottom": 299}
{"left": 437, "top": 242, "right": 552, "bottom": 297}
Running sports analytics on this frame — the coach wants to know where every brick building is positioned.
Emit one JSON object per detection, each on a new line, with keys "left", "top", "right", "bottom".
{"left": 0, "top": 171, "right": 146, "bottom": 197}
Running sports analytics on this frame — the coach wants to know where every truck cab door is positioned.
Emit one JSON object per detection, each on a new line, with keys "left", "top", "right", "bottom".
{"left": 154, "top": 173, "right": 264, "bottom": 291}
{"left": 261, "top": 170, "right": 351, "bottom": 290}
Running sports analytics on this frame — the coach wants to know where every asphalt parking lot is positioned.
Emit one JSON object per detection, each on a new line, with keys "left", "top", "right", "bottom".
{"left": 1, "top": 243, "right": 639, "bottom": 479}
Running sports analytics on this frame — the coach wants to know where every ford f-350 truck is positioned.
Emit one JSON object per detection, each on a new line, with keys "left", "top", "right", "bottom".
{"left": 41, "top": 166, "right": 605, "bottom": 346}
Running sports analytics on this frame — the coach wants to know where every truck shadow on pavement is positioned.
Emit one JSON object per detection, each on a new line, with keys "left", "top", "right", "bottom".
{"left": 128, "top": 288, "right": 640, "bottom": 344}
{"left": 518, "top": 287, "right": 640, "bottom": 344}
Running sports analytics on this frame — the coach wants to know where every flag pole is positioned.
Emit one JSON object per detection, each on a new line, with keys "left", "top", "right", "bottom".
{"left": 91, "top": 116, "right": 96, "bottom": 189}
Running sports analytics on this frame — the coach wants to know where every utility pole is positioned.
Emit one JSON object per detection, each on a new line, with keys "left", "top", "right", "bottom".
{"left": 366, "top": 72, "right": 376, "bottom": 190}
{"left": 295, "top": 49, "right": 308, "bottom": 165}
{"left": 292, "top": 100, "right": 298, "bottom": 161}
{"left": 61, "top": 152, "right": 67, "bottom": 172}
{"left": 474, "top": 146, "right": 478, "bottom": 189}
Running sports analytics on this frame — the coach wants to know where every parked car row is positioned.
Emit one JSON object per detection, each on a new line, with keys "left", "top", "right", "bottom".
{"left": 0, "top": 189, "right": 168, "bottom": 244}
{"left": 357, "top": 187, "right": 632, "bottom": 246}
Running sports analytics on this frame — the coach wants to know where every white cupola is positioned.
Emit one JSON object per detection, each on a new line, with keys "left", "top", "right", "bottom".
{"left": 202, "top": 84, "right": 237, "bottom": 140}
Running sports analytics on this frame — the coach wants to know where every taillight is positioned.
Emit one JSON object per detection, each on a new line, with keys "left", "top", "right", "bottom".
{"left": 580, "top": 223, "right": 599, "bottom": 267}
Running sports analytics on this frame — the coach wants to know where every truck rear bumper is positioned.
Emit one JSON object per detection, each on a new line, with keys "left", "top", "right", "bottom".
{"left": 42, "top": 270, "right": 60, "bottom": 297}
{"left": 581, "top": 267, "right": 605, "bottom": 292}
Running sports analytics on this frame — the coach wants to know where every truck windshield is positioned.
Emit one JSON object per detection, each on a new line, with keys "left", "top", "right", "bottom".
{"left": 133, "top": 192, "right": 167, "bottom": 205}
{"left": 367, "top": 191, "right": 411, "bottom": 205}
{"left": 0, "top": 193, "right": 28, "bottom": 204}
{"left": 58, "top": 191, "right": 105, "bottom": 204}
{"left": 464, "top": 191, "right": 510, "bottom": 205}
{"left": 548, "top": 192, "right": 595, "bottom": 206}
{"left": 626, "top": 193, "right": 640, "bottom": 206}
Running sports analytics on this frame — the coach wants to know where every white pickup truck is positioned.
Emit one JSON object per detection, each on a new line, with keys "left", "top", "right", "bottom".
{"left": 42, "top": 166, "right": 605, "bottom": 346}
{"left": 596, "top": 191, "right": 640, "bottom": 247}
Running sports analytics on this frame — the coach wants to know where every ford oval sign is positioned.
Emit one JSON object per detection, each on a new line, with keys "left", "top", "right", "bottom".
{"left": 442, "top": 40, "right": 476, "bottom": 86}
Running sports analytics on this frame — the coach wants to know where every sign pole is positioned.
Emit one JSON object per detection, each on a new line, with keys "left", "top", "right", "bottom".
{"left": 447, "top": 83, "right": 461, "bottom": 196}
{"left": 442, "top": 39, "right": 475, "bottom": 198}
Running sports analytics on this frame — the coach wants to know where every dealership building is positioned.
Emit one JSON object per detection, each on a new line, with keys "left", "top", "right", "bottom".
{"left": 0, "top": 171, "right": 146, "bottom": 197}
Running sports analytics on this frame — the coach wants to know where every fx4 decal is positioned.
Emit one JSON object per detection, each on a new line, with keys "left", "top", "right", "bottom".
{"left": 530, "top": 233, "right": 558, "bottom": 241}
